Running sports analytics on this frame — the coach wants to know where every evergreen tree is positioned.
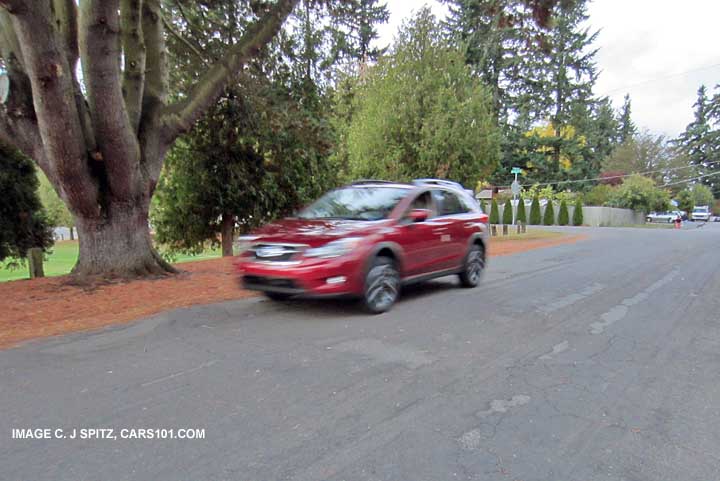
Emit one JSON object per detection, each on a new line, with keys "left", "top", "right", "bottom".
{"left": 617, "top": 94, "right": 637, "bottom": 144}
{"left": 572, "top": 198, "right": 584, "bottom": 225}
{"left": 502, "top": 199, "right": 514, "bottom": 224}
{"left": 558, "top": 199, "right": 569, "bottom": 225}
{"left": 346, "top": 8, "right": 501, "bottom": 186}
{"left": 0, "top": 142, "right": 54, "bottom": 263}
{"left": 489, "top": 198, "right": 500, "bottom": 224}
{"left": 516, "top": 198, "right": 527, "bottom": 224}
{"left": 676, "top": 85, "right": 720, "bottom": 197}
{"left": 529, "top": 195, "right": 542, "bottom": 224}
{"left": 543, "top": 200, "right": 555, "bottom": 225}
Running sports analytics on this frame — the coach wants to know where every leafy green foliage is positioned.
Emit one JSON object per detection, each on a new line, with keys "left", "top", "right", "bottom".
{"left": 690, "top": 183, "right": 714, "bottom": 207}
{"left": 502, "top": 199, "right": 513, "bottom": 224}
{"left": 543, "top": 200, "right": 555, "bottom": 225}
{"left": 489, "top": 198, "right": 500, "bottom": 224}
{"left": 573, "top": 198, "right": 584, "bottom": 225}
{"left": 0, "top": 142, "right": 53, "bottom": 262}
{"left": 558, "top": 199, "right": 569, "bottom": 225}
{"left": 607, "top": 174, "right": 670, "bottom": 213}
{"left": 584, "top": 184, "right": 613, "bottom": 206}
{"left": 516, "top": 199, "right": 527, "bottom": 224}
{"left": 345, "top": 8, "right": 501, "bottom": 186}
{"left": 36, "top": 170, "right": 74, "bottom": 232}
{"left": 676, "top": 189, "right": 694, "bottom": 215}
{"left": 153, "top": 80, "right": 335, "bottom": 254}
{"left": 529, "top": 196, "right": 541, "bottom": 225}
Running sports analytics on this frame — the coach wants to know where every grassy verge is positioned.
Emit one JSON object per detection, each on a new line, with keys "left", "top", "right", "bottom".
{"left": 0, "top": 241, "right": 221, "bottom": 282}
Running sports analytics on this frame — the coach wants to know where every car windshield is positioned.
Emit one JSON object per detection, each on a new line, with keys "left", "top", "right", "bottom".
{"left": 297, "top": 186, "right": 409, "bottom": 221}
{"left": 693, "top": 207, "right": 708, "bottom": 213}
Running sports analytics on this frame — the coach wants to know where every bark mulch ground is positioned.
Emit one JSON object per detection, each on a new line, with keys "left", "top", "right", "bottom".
{"left": 0, "top": 233, "right": 586, "bottom": 349}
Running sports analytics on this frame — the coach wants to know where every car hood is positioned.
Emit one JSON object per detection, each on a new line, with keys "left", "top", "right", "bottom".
{"left": 252, "top": 218, "right": 389, "bottom": 246}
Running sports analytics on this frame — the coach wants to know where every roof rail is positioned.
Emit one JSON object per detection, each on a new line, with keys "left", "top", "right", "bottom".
{"left": 349, "top": 179, "right": 399, "bottom": 185}
{"left": 412, "top": 178, "right": 465, "bottom": 190}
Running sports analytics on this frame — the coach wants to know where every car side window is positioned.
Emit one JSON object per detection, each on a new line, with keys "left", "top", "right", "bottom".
{"left": 433, "top": 190, "right": 468, "bottom": 216}
{"left": 404, "top": 191, "right": 435, "bottom": 220}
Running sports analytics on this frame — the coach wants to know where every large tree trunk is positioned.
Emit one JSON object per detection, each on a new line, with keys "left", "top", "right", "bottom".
{"left": 220, "top": 213, "right": 235, "bottom": 257}
{"left": 72, "top": 200, "right": 175, "bottom": 278}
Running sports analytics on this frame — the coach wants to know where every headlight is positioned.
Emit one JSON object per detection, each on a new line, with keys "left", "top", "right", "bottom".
{"left": 235, "top": 235, "right": 259, "bottom": 254}
{"left": 304, "top": 237, "right": 362, "bottom": 259}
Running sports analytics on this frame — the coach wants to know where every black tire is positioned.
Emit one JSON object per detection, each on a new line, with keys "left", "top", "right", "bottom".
{"left": 362, "top": 256, "right": 400, "bottom": 314}
{"left": 459, "top": 244, "right": 485, "bottom": 288}
{"left": 264, "top": 291, "right": 293, "bottom": 301}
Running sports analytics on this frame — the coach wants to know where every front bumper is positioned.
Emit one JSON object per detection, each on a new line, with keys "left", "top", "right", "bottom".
{"left": 236, "top": 254, "right": 365, "bottom": 297}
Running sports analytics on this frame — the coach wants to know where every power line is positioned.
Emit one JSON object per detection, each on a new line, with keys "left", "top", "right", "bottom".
{"left": 660, "top": 170, "right": 720, "bottom": 188}
{"left": 516, "top": 161, "right": 720, "bottom": 188}
{"left": 598, "top": 62, "right": 720, "bottom": 96}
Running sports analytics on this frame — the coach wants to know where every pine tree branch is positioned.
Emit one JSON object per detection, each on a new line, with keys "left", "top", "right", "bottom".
{"left": 159, "top": 0, "right": 298, "bottom": 142}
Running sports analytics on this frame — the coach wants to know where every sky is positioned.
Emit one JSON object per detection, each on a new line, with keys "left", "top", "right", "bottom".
{"left": 377, "top": 0, "right": 720, "bottom": 138}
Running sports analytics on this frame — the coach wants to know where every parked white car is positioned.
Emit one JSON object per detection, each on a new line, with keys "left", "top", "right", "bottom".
{"left": 691, "top": 206, "right": 711, "bottom": 222}
{"left": 646, "top": 211, "right": 680, "bottom": 223}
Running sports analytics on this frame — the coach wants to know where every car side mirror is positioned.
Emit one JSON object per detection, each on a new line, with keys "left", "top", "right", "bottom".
{"left": 409, "top": 208, "right": 430, "bottom": 223}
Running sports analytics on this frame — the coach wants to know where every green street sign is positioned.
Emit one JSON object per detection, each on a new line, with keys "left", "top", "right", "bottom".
{"left": 510, "top": 167, "right": 522, "bottom": 174}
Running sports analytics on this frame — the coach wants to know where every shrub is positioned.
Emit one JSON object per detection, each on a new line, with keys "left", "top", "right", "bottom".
{"left": 516, "top": 199, "right": 527, "bottom": 224}
{"left": 489, "top": 198, "right": 500, "bottom": 224}
{"left": 502, "top": 199, "right": 513, "bottom": 224}
{"left": 584, "top": 184, "right": 613, "bottom": 206}
{"left": 558, "top": 200, "right": 569, "bottom": 225}
{"left": 690, "top": 184, "right": 714, "bottom": 207}
{"left": 529, "top": 196, "right": 541, "bottom": 225}
{"left": 543, "top": 200, "right": 555, "bottom": 225}
{"left": 607, "top": 174, "right": 670, "bottom": 213}
{"left": 676, "top": 189, "right": 694, "bottom": 216}
{"left": 572, "top": 198, "right": 584, "bottom": 225}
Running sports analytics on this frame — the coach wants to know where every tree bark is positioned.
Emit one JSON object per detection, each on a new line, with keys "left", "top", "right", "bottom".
{"left": 28, "top": 248, "right": 44, "bottom": 278}
{"left": 220, "top": 213, "right": 235, "bottom": 257}
{"left": 72, "top": 199, "right": 175, "bottom": 278}
{"left": 69, "top": 226, "right": 74, "bottom": 241}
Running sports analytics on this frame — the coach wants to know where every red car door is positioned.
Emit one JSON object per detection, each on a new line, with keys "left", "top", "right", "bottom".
{"left": 395, "top": 191, "right": 448, "bottom": 277}
{"left": 431, "top": 189, "right": 472, "bottom": 269}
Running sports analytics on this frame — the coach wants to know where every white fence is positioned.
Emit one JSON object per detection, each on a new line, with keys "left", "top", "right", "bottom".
{"left": 490, "top": 202, "right": 644, "bottom": 227}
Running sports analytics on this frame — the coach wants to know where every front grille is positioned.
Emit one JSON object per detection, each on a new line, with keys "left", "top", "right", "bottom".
{"left": 242, "top": 275, "right": 303, "bottom": 293}
{"left": 249, "top": 244, "right": 305, "bottom": 262}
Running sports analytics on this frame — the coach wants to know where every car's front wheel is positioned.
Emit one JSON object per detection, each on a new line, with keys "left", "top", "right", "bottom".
{"left": 459, "top": 244, "right": 485, "bottom": 288}
{"left": 362, "top": 256, "right": 400, "bottom": 314}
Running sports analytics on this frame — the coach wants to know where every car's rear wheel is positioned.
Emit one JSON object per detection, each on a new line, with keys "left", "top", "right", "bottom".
{"left": 264, "top": 291, "right": 293, "bottom": 302}
{"left": 363, "top": 256, "right": 400, "bottom": 314}
{"left": 459, "top": 244, "right": 485, "bottom": 288}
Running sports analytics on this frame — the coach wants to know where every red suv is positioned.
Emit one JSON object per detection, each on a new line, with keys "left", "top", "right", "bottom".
{"left": 234, "top": 179, "right": 489, "bottom": 313}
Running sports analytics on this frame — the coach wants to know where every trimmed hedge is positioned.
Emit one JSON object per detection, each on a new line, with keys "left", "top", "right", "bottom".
{"left": 489, "top": 198, "right": 499, "bottom": 224}
{"left": 516, "top": 199, "right": 527, "bottom": 224}
{"left": 543, "top": 201, "right": 555, "bottom": 225}
{"left": 558, "top": 200, "right": 569, "bottom": 226}
{"left": 529, "top": 196, "right": 541, "bottom": 225}
{"left": 572, "top": 198, "right": 584, "bottom": 226}
{"left": 502, "top": 199, "right": 513, "bottom": 224}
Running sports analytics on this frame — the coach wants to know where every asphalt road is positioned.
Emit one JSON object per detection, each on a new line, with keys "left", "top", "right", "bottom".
{"left": 2, "top": 223, "right": 720, "bottom": 481}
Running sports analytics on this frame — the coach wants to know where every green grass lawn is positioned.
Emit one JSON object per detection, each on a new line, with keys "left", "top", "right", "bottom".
{"left": 0, "top": 241, "right": 222, "bottom": 282}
